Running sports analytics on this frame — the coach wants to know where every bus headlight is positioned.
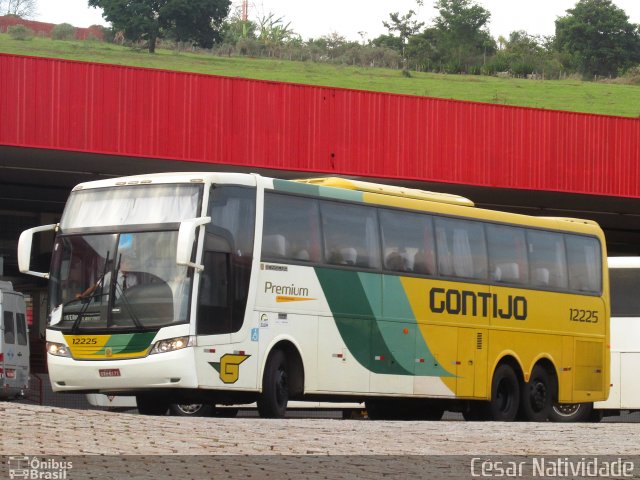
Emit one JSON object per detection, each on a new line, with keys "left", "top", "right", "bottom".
{"left": 150, "top": 336, "right": 195, "bottom": 355}
{"left": 47, "top": 342, "right": 71, "bottom": 357}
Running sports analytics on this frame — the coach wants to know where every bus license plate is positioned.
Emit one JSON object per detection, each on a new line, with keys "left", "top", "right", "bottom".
{"left": 99, "top": 369, "right": 121, "bottom": 377}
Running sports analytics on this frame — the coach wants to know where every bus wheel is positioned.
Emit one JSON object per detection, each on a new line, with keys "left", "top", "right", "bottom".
{"left": 519, "top": 365, "right": 552, "bottom": 421}
{"left": 549, "top": 402, "right": 593, "bottom": 422}
{"left": 488, "top": 364, "right": 520, "bottom": 421}
{"left": 169, "top": 403, "right": 216, "bottom": 417}
{"left": 257, "top": 349, "right": 289, "bottom": 418}
{"left": 136, "top": 394, "right": 170, "bottom": 416}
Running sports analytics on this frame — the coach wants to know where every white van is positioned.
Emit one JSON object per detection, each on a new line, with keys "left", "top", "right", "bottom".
{"left": 0, "top": 281, "right": 29, "bottom": 399}
{"left": 551, "top": 256, "right": 640, "bottom": 421}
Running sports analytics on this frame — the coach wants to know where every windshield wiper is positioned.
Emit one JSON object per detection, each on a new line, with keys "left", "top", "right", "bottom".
{"left": 71, "top": 252, "right": 110, "bottom": 333}
{"left": 112, "top": 281, "right": 144, "bottom": 330}
{"left": 107, "top": 252, "right": 144, "bottom": 330}
{"left": 70, "top": 292, "right": 107, "bottom": 333}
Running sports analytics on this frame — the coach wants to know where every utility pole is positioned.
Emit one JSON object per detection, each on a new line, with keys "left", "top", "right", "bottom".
{"left": 242, "top": 0, "right": 248, "bottom": 38}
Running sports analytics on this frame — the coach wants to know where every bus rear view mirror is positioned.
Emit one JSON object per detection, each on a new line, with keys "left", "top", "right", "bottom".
{"left": 176, "top": 217, "right": 211, "bottom": 271}
{"left": 18, "top": 224, "right": 57, "bottom": 279}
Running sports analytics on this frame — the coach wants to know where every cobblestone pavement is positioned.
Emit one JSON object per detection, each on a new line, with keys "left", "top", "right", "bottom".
{"left": 1, "top": 403, "right": 639, "bottom": 456}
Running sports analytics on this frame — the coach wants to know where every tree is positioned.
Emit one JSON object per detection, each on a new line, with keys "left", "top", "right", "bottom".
{"left": 432, "top": 0, "right": 495, "bottom": 71}
{"left": 87, "top": 0, "right": 231, "bottom": 53}
{"left": 498, "top": 30, "right": 548, "bottom": 76}
{"left": 371, "top": 33, "right": 403, "bottom": 53}
{"left": 221, "top": 5, "right": 257, "bottom": 44}
{"left": 257, "top": 13, "right": 295, "bottom": 45}
{"left": 555, "top": 0, "right": 640, "bottom": 77}
{"left": 382, "top": 10, "right": 424, "bottom": 64}
{"left": 0, "top": 0, "right": 37, "bottom": 18}
{"left": 406, "top": 27, "right": 442, "bottom": 71}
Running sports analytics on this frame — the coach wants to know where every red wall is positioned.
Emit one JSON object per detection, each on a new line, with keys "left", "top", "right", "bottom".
{"left": 1, "top": 53, "right": 639, "bottom": 198}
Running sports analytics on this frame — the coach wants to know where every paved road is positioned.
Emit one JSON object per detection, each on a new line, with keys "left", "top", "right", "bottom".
{"left": 2, "top": 403, "right": 639, "bottom": 456}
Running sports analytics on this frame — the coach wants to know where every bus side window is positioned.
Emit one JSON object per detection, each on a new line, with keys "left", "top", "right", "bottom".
{"left": 527, "top": 230, "right": 568, "bottom": 289}
{"left": 380, "top": 208, "right": 435, "bottom": 275}
{"left": 566, "top": 235, "right": 601, "bottom": 293}
{"left": 487, "top": 224, "right": 528, "bottom": 284}
{"left": 610, "top": 267, "right": 640, "bottom": 316}
{"left": 321, "top": 201, "right": 381, "bottom": 270}
{"left": 435, "top": 217, "right": 487, "bottom": 280}
{"left": 262, "top": 193, "right": 321, "bottom": 263}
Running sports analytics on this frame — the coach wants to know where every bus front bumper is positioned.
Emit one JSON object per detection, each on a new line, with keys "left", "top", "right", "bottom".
{"left": 47, "top": 348, "right": 198, "bottom": 392}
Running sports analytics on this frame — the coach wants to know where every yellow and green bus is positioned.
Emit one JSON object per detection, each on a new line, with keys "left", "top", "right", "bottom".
{"left": 18, "top": 173, "right": 609, "bottom": 420}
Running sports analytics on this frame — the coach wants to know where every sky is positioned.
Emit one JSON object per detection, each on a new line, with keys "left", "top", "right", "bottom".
{"left": 36, "top": 0, "right": 640, "bottom": 43}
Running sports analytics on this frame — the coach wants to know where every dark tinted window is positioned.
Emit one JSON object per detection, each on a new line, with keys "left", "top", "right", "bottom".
{"left": 262, "top": 194, "right": 321, "bottom": 263}
{"left": 434, "top": 217, "right": 487, "bottom": 280}
{"left": 16, "top": 313, "right": 27, "bottom": 346}
{"left": 526, "top": 230, "right": 568, "bottom": 289}
{"left": 610, "top": 268, "right": 640, "bottom": 317}
{"left": 3, "top": 311, "right": 15, "bottom": 345}
{"left": 487, "top": 224, "right": 529, "bottom": 285}
{"left": 566, "top": 235, "right": 601, "bottom": 293}
{"left": 321, "top": 201, "right": 381, "bottom": 269}
{"left": 198, "top": 186, "right": 256, "bottom": 335}
{"left": 380, "top": 209, "right": 435, "bottom": 275}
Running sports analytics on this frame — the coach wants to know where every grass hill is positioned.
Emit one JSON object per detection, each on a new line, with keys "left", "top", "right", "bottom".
{"left": 1, "top": 34, "right": 639, "bottom": 118}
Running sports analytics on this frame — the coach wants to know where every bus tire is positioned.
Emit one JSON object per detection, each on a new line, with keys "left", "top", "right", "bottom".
{"left": 519, "top": 365, "right": 552, "bottom": 421}
{"left": 488, "top": 364, "right": 520, "bottom": 421}
{"left": 257, "top": 349, "right": 289, "bottom": 418}
{"left": 549, "top": 402, "right": 594, "bottom": 422}
{"left": 169, "top": 403, "right": 216, "bottom": 417}
{"left": 136, "top": 394, "right": 170, "bottom": 416}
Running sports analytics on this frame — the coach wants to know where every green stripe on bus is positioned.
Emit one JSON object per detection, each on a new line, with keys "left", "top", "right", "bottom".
{"left": 383, "top": 276, "right": 454, "bottom": 377}
{"left": 273, "top": 179, "right": 363, "bottom": 203}
{"left": 120, "top": 331, "right": 157, "bottom": 353}
{"left": 96, "top": 332, "right": 156, "bottom": 355}
{"left": 315, "top": 268, "right": 454, "bottom": 377}
{"left": 315, "top": 268, "right": 411, "bottom": 375}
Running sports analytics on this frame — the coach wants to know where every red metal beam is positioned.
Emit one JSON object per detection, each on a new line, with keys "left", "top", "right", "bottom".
{"left": 1, "top": 53, "right": 639, "bottom": 198}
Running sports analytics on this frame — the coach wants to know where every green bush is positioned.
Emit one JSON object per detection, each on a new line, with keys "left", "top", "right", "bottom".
{"left": 618, "top": 66, "right": 640, "bottom": 85}
{"left": 8, "top": 25, "right": 34, "bottom": 41}
{"left": 51, "top": 23, "right": 76, "bottom": 41}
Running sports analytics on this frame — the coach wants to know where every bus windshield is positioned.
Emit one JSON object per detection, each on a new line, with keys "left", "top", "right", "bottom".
{"left": 60, "top": 184, "right": 202, "bottom": 231}
{"left": 49, "top": 230, "right": 192, "bottom": 332}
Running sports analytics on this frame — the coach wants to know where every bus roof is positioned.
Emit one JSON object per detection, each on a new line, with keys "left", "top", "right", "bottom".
{"left": 70, "top": 172, "right": 256, "bottom": 191}
{"left": 67, "top": 172, "right": 603, "bottom": 238}
{"left": 539, "top": 217, "right": 601, "bottom": 227}
{"left": 295, "top": 177, "right": 474, "bottom": 207}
